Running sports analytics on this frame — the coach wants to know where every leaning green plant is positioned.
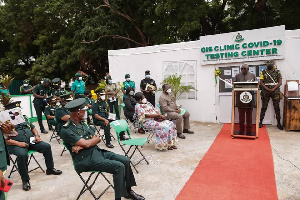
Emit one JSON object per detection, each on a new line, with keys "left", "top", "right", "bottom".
{"left": 161, "top": 75, "right": 196, "bottom": 100}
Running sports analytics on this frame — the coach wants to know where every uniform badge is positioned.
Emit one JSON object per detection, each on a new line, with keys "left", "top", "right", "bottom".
{"left": 240, "top": 92, "right": 252, "bottom": 104}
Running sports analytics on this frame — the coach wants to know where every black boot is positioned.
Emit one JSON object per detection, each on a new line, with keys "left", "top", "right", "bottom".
{"left": 259, "top": 121, "right": 263, "bottom": 128}
{"left": 277, "top": 120, "right": 283, "bottom": 130}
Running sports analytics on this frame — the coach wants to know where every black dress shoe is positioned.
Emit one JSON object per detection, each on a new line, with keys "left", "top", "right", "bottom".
{"left": 277, "top": 123, "right": 283, "bottom": 130}
{"left": 41, "top": 130, "right": 48, "bottom": 134}
{"left": 259, "top": 122, "right": 263, "bottom": 128}
{"left": 22, "top": 181, "right": 31, "bottom": 191}
{"left": 183, "top": 129, "right": 194, "bottom": 134}
{"left": 106, "top": 143, "right": 114, "bottom": 148}
{"left": 46, "top": 168, "right": 62, "bottom": 175}
{"left": 177, "top": 133, "right": 186, "bottom": 139}
{"left": 125, "top": 190, "right": 145, "bottom": 200}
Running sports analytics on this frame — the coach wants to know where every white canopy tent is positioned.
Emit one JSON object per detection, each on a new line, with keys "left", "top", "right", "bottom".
{"left": 108, "top": 25, "right": 300, "bottom": 124}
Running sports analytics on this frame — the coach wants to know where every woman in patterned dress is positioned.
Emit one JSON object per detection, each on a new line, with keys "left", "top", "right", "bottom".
{"left": 134, "top": 92, "right": 177, "bottom": 150}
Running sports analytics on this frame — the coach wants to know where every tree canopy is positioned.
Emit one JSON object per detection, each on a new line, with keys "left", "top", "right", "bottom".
{"left": 0, "top": 0, "right": 298, "bottom": 83}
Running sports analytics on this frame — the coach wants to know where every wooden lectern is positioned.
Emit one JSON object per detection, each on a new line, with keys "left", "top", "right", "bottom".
{"left": 283, "top": 80, "right": 300, "bottom": 131}
{"left": 231, "top": 82, "right": 259, "bottom": 139}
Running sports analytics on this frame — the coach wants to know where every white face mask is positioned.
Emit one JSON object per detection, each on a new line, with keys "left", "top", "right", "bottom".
{"left": 78, "top": 77, "right": 83, "bottom": 81}
{"left": 41, "top": 81, "right": 44, "bottom": 84}
{"left": 126, "top": 78, "right": 130, "bottom": 82}
{"left": 56, "top": 102, "right": 61, "bottom": 106}
{"left": 141, "top": 98, "right": 147, "bottom": 104}
{"left": 23, "top": 84, "right": 28, "bottom": 87}
{"left": 129, "top": 91, "right": 135, "bottom": 96}
{"left": 100, "top": 95, "right": 105, "bottom": 100}
{"left": 145, "top": 75, "right": 150, "bottom": 79}
{"left": 166, "top": 88, "right": 172, "bottom": 94}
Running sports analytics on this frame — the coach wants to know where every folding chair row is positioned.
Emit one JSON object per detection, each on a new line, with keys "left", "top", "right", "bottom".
{"left": 48, "top": 122, "right": 60, "bottom": 144}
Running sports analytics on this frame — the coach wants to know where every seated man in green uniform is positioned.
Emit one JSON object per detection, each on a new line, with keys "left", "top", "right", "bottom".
{"left": 51, "top": 78, "right": 66, "bottom": 99}
{"left": 71, "top": 72, "right": 85, "bottom": 99}
{"left": 84, "top": 90, "right": 95, "bottom": 125}
{"left": 44, "top": 96, "right": 57, "bottom": 131}
{"left": 0, "top": 122, "right": 15, "bottom": 200}
{"left": 20, "top": 79, "right": 34, "bottom": 94}
{"left": 5, "top": 101, "right": 62, "bottom": 191}
{"left": 92, "top": 89, "right": 114, "bottom": 148}
{"left": 60, "top": 98, "right": 145, "bottom": 200}
{"left": 55, "top": 93, "right": 72, "bottom": 134}
{"left": 32, "top": 78, "right": 52, "bottom": 134}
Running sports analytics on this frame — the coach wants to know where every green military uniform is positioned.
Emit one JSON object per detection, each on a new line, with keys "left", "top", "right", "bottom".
{"left": 91, "top": 100, "right": 112, "bottom": 144}
{"left": 20, "top": 83, "right": 34, "bottom": 94}
{"left": 51, "top": 88, "right": 66, "bottom": 97}
{"left": 44, "top": 105, "right": 57, "bottom": 130}
{"left": 0, "top": 130, "right": 9, "bottom": 200}
{"left": 85, "top": 97, "right": 95, "bottom": 124}
{"left": 7, "top": 116, "right": 55, "bottom": 181}
{"left": 60, "top": 119, "right": 136, "bottom": 199}
{"left": 33, "top": 84, "right": 52, "bottom": 132}
{"left": 55, "top": 105, "right": 69, "bottom": 133}
{"left": 260, "top": 68, "right": 282, "bottom": 121}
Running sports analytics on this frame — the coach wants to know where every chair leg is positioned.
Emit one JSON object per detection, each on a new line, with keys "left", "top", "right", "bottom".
{"left": 60, "top": 147, "right": 67, "bottom": 156}
{"left": 77, "top": 172, "right": 113, "bottom": 200}
{"left": 8, "top": 156, "right": 18, "bottom": 178}
{"left": 49, "top": 129, "right": 60, "bottom": 144}
{"left": 28, "top": 154, "right": 45, "bottom": 173}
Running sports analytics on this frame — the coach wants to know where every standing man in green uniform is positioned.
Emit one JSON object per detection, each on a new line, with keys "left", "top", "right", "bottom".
{"left": 71, "top": 72, "right": 85, "bottom": 99}
{"left": 20, "top": 79, "right": 34, "bottom": 94}
{"left": 33, "top": 78, "right": 52, "bottom": 134}
{"left": 55, "top": 94, "right": 72, "bottom": 134}
{"left": 84, "top": 90, "right": 95, "bottom": 124}
{"left": 60, "top": 98, "right": 145, "bottom": 200}
{"left": 51, "top": 78, "right": 66, "bottom": 99}
{"left": 105, "top": 76, "right": 120, "bottom": 120}
{"left": 44, "top": 96, "right": 57, "bottom": 130}
{"left": 92, "top": 89, "right": 114, "bottom": 148}
{"left": 259, "top": 60, "right": 283, "bottom": 130}
{"left": 140, "top": 70, "right": 156, "bottom": 106}
{"left": 121, "top": 74, "right": 135, "bottom": 101}
{"left": 0, "top": 122, "right": 14, "bottom": 200}
{"left": 4, "top": 102, "right": 62, "bottom": 191}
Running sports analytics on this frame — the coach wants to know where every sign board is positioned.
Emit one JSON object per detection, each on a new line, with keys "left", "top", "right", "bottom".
{"left": 200, "top": 25, "right": 285, "bottom": 65}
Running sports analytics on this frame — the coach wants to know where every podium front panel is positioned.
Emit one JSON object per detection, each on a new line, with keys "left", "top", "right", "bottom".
{"left": 232, "top": 90, "right": 259, "bottom": 138}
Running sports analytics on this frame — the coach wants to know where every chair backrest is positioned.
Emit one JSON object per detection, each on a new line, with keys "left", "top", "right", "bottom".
{"left": 62, "top": 142, "right": 78, "bottom": 171}
{"left": 156, "top": 104, "right": 162, "bottom": 114}
{"left": 110, "top": 119, "right": 130, "bottom": 142}
{"left": 121, "top": 103, "right": 125, "bottom": 110}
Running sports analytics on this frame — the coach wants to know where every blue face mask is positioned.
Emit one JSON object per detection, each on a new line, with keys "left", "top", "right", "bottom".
{"left": 145, "top": 75, "right": 150, "bottom": 79}
{"left": 109, "top": 80, "right": 113, "bottom": 84}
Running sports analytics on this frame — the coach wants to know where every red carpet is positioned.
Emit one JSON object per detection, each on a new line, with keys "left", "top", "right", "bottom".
{"left": 176, "top": 124, "right": 278, "bottom": 200}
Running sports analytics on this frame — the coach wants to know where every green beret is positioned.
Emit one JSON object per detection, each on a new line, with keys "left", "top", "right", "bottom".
{"left": 23, "top": 79, "right": 29, "bottom": 83}
{"left": 75, "top": 73, "right": 82, "bottom": 77}
{"left": 145, "top": 70, "right": 150, "bottom": 74}
{"left": 43, "top": 78, "right": 51, "bottom": 83}
{"left": 60, "top": 93, "right": 73, "bottom": 101}
{"left": 47, "top": 96, "right": 56, "bottom": 102}
{"left": 125, "top": 74, "right": 130, "bottom": 78}
{"left": 95, "top": 89, "right": 105, "bottom": 95}
{"left": 52, "top": 78, "right": 61, "bottom": 83}
{"left": 106, "top": 75, "right": 111, "bottom": 80}
{"left": 65, "top": 98, "right": 87, "bottom": 112}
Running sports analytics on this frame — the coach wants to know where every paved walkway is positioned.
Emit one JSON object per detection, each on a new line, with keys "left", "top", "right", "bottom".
{"left": 6, "top": 121, "right": 300, "bottom": 200}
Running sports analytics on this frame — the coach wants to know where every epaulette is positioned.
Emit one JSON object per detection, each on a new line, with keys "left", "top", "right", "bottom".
{"left": 45, "top": 105, "right": 49, "bottom": 108}
{"left": 59, "top": 105, "right": 62, "bottom": 108}
{"left": 95, "top": 100, "right": 98, "bottom": 103}
{"left": 63, "top": 120, "right": 70, "bottom": 127}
